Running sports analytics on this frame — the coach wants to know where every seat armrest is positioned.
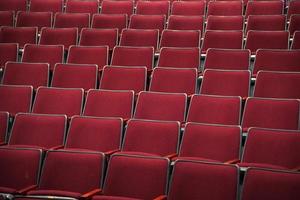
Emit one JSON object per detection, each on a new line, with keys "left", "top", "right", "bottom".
{"left": 81, "top": 188, "right": 102, "bottom": 199}
{"left": 17, "top": 184, "right": 37, "bottom": 194}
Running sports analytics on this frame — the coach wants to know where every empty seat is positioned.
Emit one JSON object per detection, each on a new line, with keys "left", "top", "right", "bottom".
{"left": 200, "top": 69, "right": 251, "bottom": 98}
{"left": 134, "top": 91, "right": 187, "bottom": 122}
{"left": 157, "top": 47, "right": 200, "bottom": 70}
{"left": 292, "top": 31, "right": 300, "bottom": 49}
{"left": 204, "top": 48, "right": 250, "bottom": 71}
{"left": 171, "top": 1, "right": 205, "bottom": 16}
{"left": 206, "top": 15, "right": 244, "bottom": 31}
{"left": 24, "top": 150, "right": 104, "bottom": 199}
{"left": 83, "top": 89, "right": 134, "bottom": 119}
{"left": 2, "top": 62, "right": 49, "bottom": 90}
{"left": 39, "top": 27, "right": 78, "bottom": 50}
{"left": 51, "top": 63, "right": 97, "bottom": 91}
{"left": 187, "top": 94, "right": 242, "bottom": 125}
{"left": 65, "top": 115, "right": 122, "bottom": 153}
{"left": 239, "top": 127, "right": 300, "bottom": 170}
{"left": 242, "top": 97, "right": 300, "bottom": 131}
{"left": 136, "top": 1, "right": 170, "bottom": 17}
{"left": 253, "top": 49, "right": 300, "bottom": 76}
{"left": 92, "top": 154, "right": 169, "bottom": 200}
{"left": 0, "top": 0, "right": 27, "bottom": 12}
{"left": 66, "top": 0, "right": 99, "bottom": 15}
{"left": 111, "top": 46, "right": 154, "bottom": 71}
{"left": 289, "top": 14, "right": 300, "bottom": 37}
{"left": 7, "top": 113, "right": 66, "bottom": 150}
{"left": 92, "top": 14, "right": 127, "bottom": 33}
{"left": 201, "top": 30, "right": 243, "bottom": 54}
{"left": 177, "top": 123, "right": 241, "bottom": 163}
{"left": 0, "top": 43, "right": 18, "bottom": 69}
{"left": 166, "top": 160, "right": 239, "bottom": 200}
{"left": 129, "top": 14, "right": 166, "bottom": 34}
{"left": 79, "top": 28, "right": 118, "bottom": 50}
{"left": 241, "top": 168, "right": 300, "bottom": 200}
{"left": 167, "top": 15, "right": 204, "bottom": 32}
{"left": 22, "top": 44, "right": 64, "bottom": 71}
{"left": 254, "top": 71, "right": 300, "bottom": 99}
{"left": 0, "top": 27, "right": 37, "bottom": 48}
{"left": 29, "top": 0, "right": 63, "bottom": 13}
{"left": 149, "top": 67, "right": 197, "bottom": 96}
{"left": 120, "top": 29, "right": 159, "bottom": 51}
{"left": 0, "top": 85, "right": 33, "bottom": 116}
{"left": 245, "top": 1, "right": 284, "bottom": 18}
{"left": 100, "top": 66, "right": 147, "bottom": 94}
{"left": 245, "top": 31, "right": 289, "bottom": 54}
{"left": 101, "top": 0, "right": 134, "bottom": 16}
{"left": 160, "top": 30, "right": 201, "bottom": 49}
{"left": 121, "top": 119, "right": 180, "bottom": 157}
{"left": 207, "top": 1, "right": 243, "bottom": 16}
{"left": 54, "top": 13, "right": 90, "bottom": 32}
{"left": 246, "top": 15, "right": 286, "bottom": 33}
{"left": 0, "top": 148, "right": 42, "bottom": 196}
{"left": 16, "top": 11, "right": 52, "bottom": 31}
{"left": 0, "top": 112, "right": 9, "bottom": 144}
{"left": 67, "top": 45, "right": 108, "bottom": 71}
{"left": 32, "top": 86, "right": 84, "bottom": 118}
{"left": 288, "top": 0, "right": 300, "bottom": 20}
{"left": 0, "top": 11, "right": 14, "bottom": 26}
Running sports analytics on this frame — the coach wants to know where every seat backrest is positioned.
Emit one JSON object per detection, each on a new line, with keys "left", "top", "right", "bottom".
{"left": 160, "top": 30, "right": 201, "bottom": 49}
{"left": 16, "top": 11, "right": 52, "bottom": 31}
{"left": 83, "top": 89, "right": 134, "bottom": 119}
{"left": 187, "top": 94, "right": 242, "bottom": 125}
{"left": 54, "top": 13, "right": 90, "bottom": 32}
{"left": 66, "top": 0, "right": 99, "bottom": 15}
{"left": 0, "top": 43, "right": 18, "bottom": 68}
{"left": 292, "top": 31, "right": 300, "bottom": 49}
{"left": 136, "top": 1, "right": 170, "bottom": 16}
{"left": 0, "top": 148, "right": 42, "bottom": 191}
{"left": 134, "top": 91, "right": 187, "bottom": 122}
{"left": 168, "top": 160, "right": 238, "bottom": 200}
{"left": 242, "top": 97, "right": 300, "bottom": 131}
{"left": 9, "top": 113, "right": 66, "bottom": 149}
{"left": 0, "top": 11, "right": 14, "bottom": 26}
{"left": 122, "top": 119, "right": 180, "bottom": 157}
{"left": 92, "top": 14, "right": 127, "bottom": 32}
{"left": 287, "top": 0, "right": 300, "bottom": 20}
{"left": 241, "top": 168, "right": 300, "bottom": 200}
{"left": 32, "top": 86, "right": 84, "bottom": 118}
{"left": 129, "top": 14, "right": 166, "bottom": 34}
{"left": 66, "top": 116, "right": 122, "bottom": 152}
{"left": 30, "top": 0, "right": 63, "bottom": 13}
{"left": 242, "top": 128, "right": 300, "bottom": 170}
{"left": 206, "top": 15, "right": 244, "bottom": 31}
{"left": 0, "top": 84, "right": 33, "bottom": 116}
{"left": 289, "top": 14, "right": 300, "bottom": 36}
{"left": 245, "top": 1, "right": 284, "bottom": 18}
{"left": 246, "top": 15, "right": 286, "bottom": 33}
{"left": 22, "top": 44, "right": 64, "bottom": 71}
{"left": 207, "top": 1, "right": 243, "bottom": 16}
{"left": 2, "top": 62, "right": 49, "bottom": 90}
{"left": 101, "top": 0, "right": 134, "bottom": 16}
{"left": 167, "top": 15, "right": 204, "bottom": 32}
{"left": 0, "top": 112, "right": 9, "bottom": 143}
{"left": 0, "top": 26, "right": 37, "bottom": 48}
{"left": 0, "top": 0, "right": 27, "bottom": 12}
{"left": 171, "top": 1, "right": 205, "bottom": 16}
{"left": 100, "top": 65, "right": 147, "bottom": 94}
{"left": 103, "top": 154, "right": 169, "bottom": 199}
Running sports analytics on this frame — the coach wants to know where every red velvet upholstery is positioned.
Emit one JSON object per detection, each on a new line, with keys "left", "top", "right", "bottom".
{"left": 134, "top": 91, "right": 187, "bottom": 122}
{"left": 101, "top": 0, "right": 133, "bottom": 16}
{"left": 0, "top": 148, "right": 42, "bottom": 193}
{"left": 160, "top": 30, "right": 201, "bottom": 49}
{"left": 245, "top": 1, "right": 284, "bottom": 18}
{"left": 200, "top": 69, "right": 250, "bottom": 98}
{"left": 54, "top": 13, "right": 90, "bottom": 32}
{"left": 246, "top": 15, "right": 286, "bottom": 33}
{"left": 0, "top": 11, "right": 14, "bottom": 26}
{"left": 92, "top": 14, "right": 127, "bottom": 33}
{"left": 84, "top": 89, "right": 134, "bottom": 119}
{"left": 67, "top": 45, "right": 108, "bottom": 71}
{"left": 65, "top": 116, "right": 122, "bottom": 152}
{"left": 51, "top": 63, "right": 97, "bottom": 91}
{"left": 111, "top": 46, "right": 154, "bottom": 71}
{"left": 16, "top": 11, "right": 52, "bottom": 31}
{"left": 7, "top": 113, "right": 66, "bottom": 149}
{"left": 30, "top": 0, "right": 63, "bottom": 13}
{"left": 136, "top": 1, "right": 170, "bottom": 16}
{"left": 168, "top": 15, "right": 204, "bottom": 32}
{"left": 122, "top": 119, "right": 180, "bottom": 157}
{"left": 292, "top": 31, "right": 300, "bottom": 49}
{"left": 287, "top": 0, "right": 300, "bottom": 20}
{"left": 242, "top": 97, "right": 300, "bottom": 131}
{"left": 39, "top": 27, "right": 78, "bottom": 50}
{"left": 168, "top": 160, "right": 238, "bottom": 200}
{"left": 187, "top": 94, "right": 241, "bottom": 125}
{"left": 100, "top": 66, "right": 147, "bottom": 94}
{"left": 289, "top": 14, "right": 300, "bottom": 36}
{"left": 0, "top": 0, "right": 27, "bottom": 12}
{"left": 178, "top": 123, "right": 241, "bottom": 163}
{"left": 22, "top": 44, "right": 64, "bottom": 71}
{"left": 239, "top": 128, "right": 300, "bottom": 170}
{"left": 32, "top": 87, "right": 84, "bottom": 118}
{"left": 80, "top": 28, "right": 118, "bottom": 50}
{"left": 0, "top": 43, "right": 18, "bottom": 68}
{"left": 0, "top": 27, "right": 37, "bottom": 48}
{"left": 171, "top": 1, "right": 205, "bottom": 16}
{"left": 0, "top": 112, "right": 9, "bottom": 143}
{"left": 206, "top": 15, "right": 244, "bottom": 31}
{"left": 157, "top": 47, "right": 200, "bottom": 70}
{"left": 253, "top": 49, "right": 300, "bottom": 76}
{"left": 207, "top": 1, "right": 243, "bottom": 16}
{"left": 129, "top": 14, "right": 165, "bottom": 34}
{"left": 201, "top": 30, "right": 243, "bottom": 54}
{"left": 149, "top": 67, "right": 197, "bottom": 95}
{"left": 0, "top": 85, "right": 32, "bottom": 116}
{"left": 66, "top": 0, "right": 99, "bottom": 15}
{"left": 2, "top": 62, "right": 49, "bottom": 90}
{"left": 241, "top": 168, "right": 300, "bottom": 200}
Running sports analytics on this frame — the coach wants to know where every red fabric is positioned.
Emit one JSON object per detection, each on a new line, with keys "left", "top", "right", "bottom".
{"left": 136, "top": 1, "right": 169, "bottom": 16}
{"left": 168, "top": 15, "right": 204, "bottom": 32}
{"left": 287, "top": 0, "right": 300, "bottom": 19}
{"left": 0, "top": 0, "right": 27, "bottom": 12}
{"left": 28, "top": 189, "right": 81, "bottom": 198}
{"left": 292, "top": 31, "right": 300, "bottom": 49}
{"left": 54, "top": 13, "right": 90, "bottom": 32}
{"left": 129, "top": 14, "right": 165, "bottom": 34}
{"left": 92, "top": 14, "right": 127, "bottom": 33}
{"left": 160, "top": 30, "right": 201, "bottom": 49}
{"left": 289, "top": 15, "right": 300, "bottom": 36}
{"left": 246, "top": 15, "right": 286, "bottom": 33}
{"left": 0, "top": 43, "right": 18, "bottom": 68}
{"left": 206, "top": 15, "right": 244, "bottom": 31}
{"left": 30, "top": 0, "right": 63, "bottom": 13}
{"left": 245, "top": 1, "right": 284, "bottom": 18}
{"left": 171, "top": 1, "right": 205, "bottom": 16}
{"left": 207, "top": 1, "right": 243, "bottom": 16}
{"left": 93, "top": 195, "right": 141, "bottom": 200}
{"left": 0, "top": 27, "right": 37, "bottom": 48}
{"left": 16, "top": 11, "right": 52, "bottom": 31}
{"left": 0, "top": 11, "right": 14, "bottom": 26}
{"left": 66, "top": 0, "right": 98, "bottom": 15}
{"left": 101, "top": 1, "right": 134, "bottom": 17}
{"left": 0, "top": 112, "right": 8, "bottom": 143}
